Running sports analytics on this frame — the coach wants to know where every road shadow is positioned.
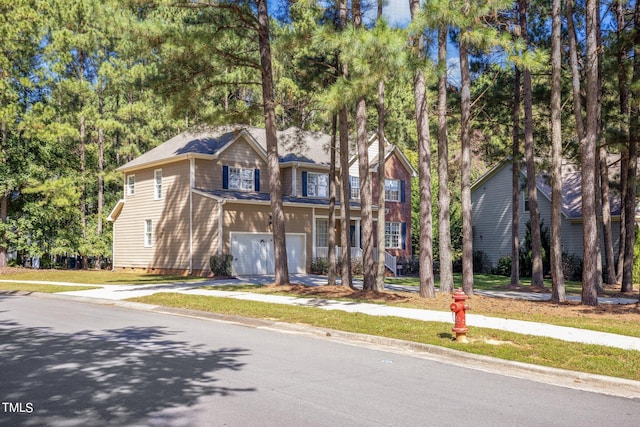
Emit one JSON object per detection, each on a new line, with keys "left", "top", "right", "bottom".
{"left": 0, "top": 319, "right": 254, "bottom": 426}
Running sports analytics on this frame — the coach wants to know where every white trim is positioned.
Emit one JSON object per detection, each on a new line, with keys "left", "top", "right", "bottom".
{"left": 144, "top": 219, "right": 153, "bottom": 247}
{"left": 154, "top": 169, "right": 163, "bottom": 200}
{"left": 217, "top": 130, "right": 269, "bottom": 163}
{"left": 107, "top": 199, "right": 125, "bottom": 222}
{"left": 292, "top": 164, "right": 298, "bottom": 196}
{"left": 126, "top": 174, "right": 135, "bottom": 197}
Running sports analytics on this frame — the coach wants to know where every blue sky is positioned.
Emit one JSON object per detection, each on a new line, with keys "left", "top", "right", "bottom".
{"left": 382, "top": 1, "right": 411, "bottom": 27}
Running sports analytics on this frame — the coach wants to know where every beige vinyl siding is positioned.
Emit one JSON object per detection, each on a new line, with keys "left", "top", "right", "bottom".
{"left": 281, "top": 167, "right": 293, "bottom": 196}
{"left": 195, "top": 136, "right": 268, "bottom": 192}
{"left": 222, "top": 203, "right": 313, "bottom": 271}
{"left": 113, "top": 160, "right": 191, "bottom": 270}
{"left": 191, "top": 193, "right": 220, "bottom": 273}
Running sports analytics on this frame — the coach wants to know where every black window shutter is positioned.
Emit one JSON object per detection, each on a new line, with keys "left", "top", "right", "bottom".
{"left": 222, "top": 166, "right": 229, "bottom": 189}
{"left": 302, "top": 171, "right": 308, "bottom": 197}
{"left": 401, "top": 222, "right": 407, "bottom": 250}
{"left": 254, "top": 169, "right": 260, "bottom": 191}
{"left": 400, "top": 180, "right": 406, "bottom": 203}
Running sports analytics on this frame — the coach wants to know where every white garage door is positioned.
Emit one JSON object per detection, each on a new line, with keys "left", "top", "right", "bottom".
{"left": 231, "top": 233, "right": 306, "bottom": 275}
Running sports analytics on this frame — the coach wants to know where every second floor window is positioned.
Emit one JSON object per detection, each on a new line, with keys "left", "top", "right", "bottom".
{"left": 127, "top": 175, "right": 135, "bottom": 196}
{"left": 306, "top": 172, "right": 328, "bottom": 197}
{"left": 350, "top": 175, "right": 360, "bottom": 200}
{"left": 385, "top": 179, "right": 400, "bottom": 202}
{"left": 154, "top": 169, "right": 162, "bottom": 200}
{"left": 229, "top": 167, "right": 255, "bottom": 191}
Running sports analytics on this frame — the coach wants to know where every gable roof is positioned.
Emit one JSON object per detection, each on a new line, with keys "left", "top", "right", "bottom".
{"left": 471, "top": 158, "right": 630, "bottom": 220}
{"left": 349, "top": 133, "right": 418, "bottom": 178}
{"left": 117, "top": 125, "right": 334, "bottom": 172}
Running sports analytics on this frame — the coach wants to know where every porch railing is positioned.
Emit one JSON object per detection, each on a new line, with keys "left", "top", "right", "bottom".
{"left": 316, "top": 247, "right": 398, "bottom": 276}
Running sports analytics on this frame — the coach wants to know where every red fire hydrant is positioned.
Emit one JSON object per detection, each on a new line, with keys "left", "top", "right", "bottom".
{"left": 450, "top": 288, "right": 470, "bottom": 343}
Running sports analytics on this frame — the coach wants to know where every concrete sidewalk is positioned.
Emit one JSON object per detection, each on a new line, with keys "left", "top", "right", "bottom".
{"left": 3, "top": 275, "right": 639, "bottom": 352}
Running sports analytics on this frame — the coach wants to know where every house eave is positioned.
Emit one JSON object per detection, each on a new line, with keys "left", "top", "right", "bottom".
{"left": 107, "top": 199, "right": 125, "bottom": 222}
{"left": 117, "top": 153, "right": 216, "bottom": 173}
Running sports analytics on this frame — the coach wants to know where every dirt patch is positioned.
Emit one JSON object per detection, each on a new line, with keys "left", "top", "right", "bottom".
{"left": 262, "top": 283, "right": 640, "bottom": 322}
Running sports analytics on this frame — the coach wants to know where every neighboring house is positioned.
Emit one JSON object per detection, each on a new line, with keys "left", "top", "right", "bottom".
{"left": 108, "top": 125, "right": 417, "bottom": 276}
{"left": 471, "top": 158, "right": 632, "bottom": 272}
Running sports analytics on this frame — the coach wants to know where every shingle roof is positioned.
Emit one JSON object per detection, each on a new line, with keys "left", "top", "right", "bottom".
{"left": 476, "top": 158, "right": 627, "bottom": 220}
{"left": 117, "top": 126, "right": 240, "bottom": 171}
{"left": 118, "top": 125, "right": 334, "bottom": 171}
{"left": 534, "top": 170, "right": 622, "bottom": 219}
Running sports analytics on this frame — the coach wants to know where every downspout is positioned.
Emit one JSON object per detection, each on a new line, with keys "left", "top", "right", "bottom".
{"left": 189, "top": 158, "right": 194, "bottom": 274}
{"left": 218, "top": 199, "right": 226, "bottom": 255}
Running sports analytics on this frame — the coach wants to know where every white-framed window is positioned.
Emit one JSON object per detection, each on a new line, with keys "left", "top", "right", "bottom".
{"left": 154, "top": 169, "right": 162, "bottom": 200}
{"left": 350, "top": 175, "right": 360, "bottom": 200}
{"left": 127, "top": 175, "right": 135, "bottom": 196}
{"left": 316, "top": 219, "right": 328, "bottom": 248}
{"left": 385, "top": 179, "right": 400, "bottom": 202}
{"left": 385, "top": 222, "right": 401, "bottom": 249}
{"left": 144, "top": 219, "right": 153, "bottom": 247}
{"left": 229, "top": 167, "right": 254, "bottom": 191}
{"left": 307, "top": 172, "right": 329, "bottom": 197}
{"left": 524, "top": 190, "right": 530, "bottom": 212}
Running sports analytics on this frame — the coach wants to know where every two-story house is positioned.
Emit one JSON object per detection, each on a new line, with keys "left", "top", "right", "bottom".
{"left": 108, "top": 125, "right": 417, "bottom": 276}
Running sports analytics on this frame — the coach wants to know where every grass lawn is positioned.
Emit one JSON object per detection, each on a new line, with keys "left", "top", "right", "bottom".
{"left": 386, "top": 273, "right": 584, "bottom": 294}
{"left": 0, "top": 283, "right": 99, "bottom": 293}
{"left": 0, "top": 269, "right": 208, "bottom": 285}
{"left": 128, "top": 292, "right": 640, "bottom": 382}
{"left": 3, "top": 268, "right": 640, "bottom": 381}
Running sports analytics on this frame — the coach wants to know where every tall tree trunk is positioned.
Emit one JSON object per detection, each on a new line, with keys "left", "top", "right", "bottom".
{"left": 566, "top": 0, "right": 585, "bottom": 142}
{"left": 511, "top": 64, "right": 521, "bottom": 287}
{"left": 520, "top": 0, "right": 543, "bottom": 287}
{"left": 550, "top": 0, "right": 566, "bottom": 302}
{"left": 437, "top": 24, "right": 453, "bottom": 294}
{"left": 582, "top": 0, "right": 600, "bottom": 305}
{"left": 339, "top": 107, "right": 353, "bottom": 289}
{"left": 97, "top": 96, "right": 105, "bottom": 237}
{"left": 615, "top": 0, "right": 629, "bottom": 284}
{"left": 256, "top": 0, "right": 289, "bottom": 285}
{"left": 338, "top": 0, "right": 353, "bottom": 289}
{"left": 410, "top": 0, "right": 435, "bottom": 298}
{"left": 375, "top": 2, "right": 386, "bottom": 292}
{"left": 328, "top": 115, "right": 338, "bottom": 286}
{"left": 356, "top": 95, "right": 375, "bottom": 290}
{"left": 623, "top": 0, "right": 640, "bottom": 294}
{"left": 599, "top": 151, "right": 616, "bottom": 284}
{"left": 0, "top": 121, "right": 7, "bottom": 268}
{"left": 80, "top": 114, "right": 87, "bottom": 269}
{"left": 376, "top": 80, "right": 387, "bottom": 291}
{"left": 353, "top": 0, "right": 375, "bottom": 291}
{"left": 460, "top": 37, "right": 473, "bottom": 296}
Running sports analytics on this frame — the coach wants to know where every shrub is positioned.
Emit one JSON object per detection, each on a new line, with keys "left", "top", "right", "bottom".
{"left": 209, "top": 254, "right": 233, "bottom": 277}
{"left": 473, "top": 250, "right": 488, "bottom": 273}
{"left": 310, "top": 257, "right": 329, "bottom": 275}
{"left": 561, "top": 252, "right": 582, "bottom": 281}
{"left": 494, "top": 256, "right": 512, "bottom": 277}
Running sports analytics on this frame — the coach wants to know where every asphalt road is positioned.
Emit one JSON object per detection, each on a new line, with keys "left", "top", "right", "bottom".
{"left": 0, "top": 294, "right": 638, "bottom": 427}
